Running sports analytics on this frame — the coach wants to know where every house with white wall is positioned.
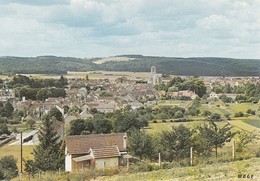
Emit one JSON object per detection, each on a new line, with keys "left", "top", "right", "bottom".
{"left": 64, "top": 133, "right": 127, "bottom": 172}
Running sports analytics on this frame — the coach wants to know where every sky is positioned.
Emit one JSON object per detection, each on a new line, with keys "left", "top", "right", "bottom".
{"left": 0, "top": 0, "right": 259, "bottom": 59}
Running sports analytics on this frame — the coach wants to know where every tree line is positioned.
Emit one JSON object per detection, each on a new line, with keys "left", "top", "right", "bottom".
{"left": 7, "top": 75, "right": 67, "bottom": 101}
{"left": 155, "top": 76, "right": 207, "bottom": 98}
{"left": 68, "top": 107, "right": 149, "bottom": 135}
{"left": 212, "top": 82, "right": 260, "bottom": 102}
{"left": 127, "top": 122, "right": 256, "bottom": 163}
{"left": 9, "top": 75, "right": 68, "bottom": 88}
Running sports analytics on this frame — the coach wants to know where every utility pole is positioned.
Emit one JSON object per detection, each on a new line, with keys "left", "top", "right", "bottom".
{"left": 232, "top": 141, "right": 235, "bottom": 160}
{"left": 20, "top": 131, "right": 23, "bottom": 174}
{"left": 158, "top": 153, "right": 161, "bottom": 167}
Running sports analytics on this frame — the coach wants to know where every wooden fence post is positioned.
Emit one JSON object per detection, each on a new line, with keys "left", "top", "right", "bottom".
{"left": 190, "top": 147, "right": 193, "bottom": 166}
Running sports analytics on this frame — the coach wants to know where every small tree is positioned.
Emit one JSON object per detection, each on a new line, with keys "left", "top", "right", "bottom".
{"left": 49, "top": 107, "right": 63, "bottom": 121}
{"left": 63, "top": 105, "right": 69, "bottom": 114}
{"left": 128, "top": 129, "right": 154, "bottom": 160}
{"left": 224, "top": 113, "right": 231, "bottom": 120}
{"left": 36, "top": 88, "right": 52, "bottom": 101}
{"left": 24, "top": 115, "right": 64, "bottom": 174}
{"left": 198, "top": 121, "right": 236, "bottom": 158}
{"left": 0, "top": 123, "right": 10, "bottom": 135}
{"left": 235, "top": 131, "right": 257, "bottom": 152}
{"left": 192, "top": 130, "right": 211, "bottom": 157}
{"left": 160, "top": 124, "right": 193, "bottom": 162}
{"left": 174, "top": 111, "right": 184, "bottom": 118}
{"left": 203, "top": 110, "right": 212, "bottom": 118}
{"left": 89, "top": 108, "right": 98, "bottom": 115}
{"left": 3, "top": 102, "right": 14, "bottom": 118}
{"left": 210, "top": 113, "right": 221, "bottom": 121}
{"left": 93, "top": 114, "right": 112, "bottom": 134}
{"left": 234, "top": 112, "right": 244, "bottom": 117}
{"left": 26, "top": 119, "right": 36, "bottom": 130}
{"left": 69, "top": 119, "right": 94, "bottom": 135}
{"left": 59, "top": 75, "right": 68, "bottom": 87}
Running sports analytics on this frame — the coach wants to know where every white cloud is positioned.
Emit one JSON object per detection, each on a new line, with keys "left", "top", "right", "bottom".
{"left": 0, "top": 0, "right": 259, "bottom": 58}
{"left": 196, "top": 15, "right": 230, "bottom": 30}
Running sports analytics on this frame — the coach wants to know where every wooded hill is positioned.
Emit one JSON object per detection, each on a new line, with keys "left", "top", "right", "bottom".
{"left": 1, "top": 55, "right": 260, "bottom": 76}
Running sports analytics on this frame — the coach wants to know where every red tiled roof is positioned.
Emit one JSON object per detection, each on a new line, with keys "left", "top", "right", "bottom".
{"left": 91, "top": 146, "right": 120, "bottom": 159}
{"left": 65, "top": 133, "right": 127, "bottom": 155}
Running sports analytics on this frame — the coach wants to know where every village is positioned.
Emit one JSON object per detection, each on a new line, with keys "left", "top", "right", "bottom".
{"left": 1, "top": 67, "right": 260, "bottom": 179}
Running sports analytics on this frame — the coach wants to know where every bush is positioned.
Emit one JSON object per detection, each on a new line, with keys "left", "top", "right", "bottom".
{"left": 152, "top": 120, "right": 158, "bottom": 123}
{"left": 234, "top": 112, "right": 244, "bottom": 117}
{"left": 129, "top": 162, "right": 160, "bottom": 173}
{"left": 0, "top": 155, "right": 18, "bottom": 179}
{"left": 161, "top": 162, "right": 181, "bottom": 169}
{"left": 162, "top": 120, "right": 167, "bottom": 123}
{"left": 174, "top": 118, "right": 193, "bottom": 122}
{"left": 8, "top": 117, "right": 21, "bottom": 124}
{"left": 0, "top": 117, "right": 8, "bottom": 124}
{"left": 256, "top": 149, "right": 260, "bottom": 158}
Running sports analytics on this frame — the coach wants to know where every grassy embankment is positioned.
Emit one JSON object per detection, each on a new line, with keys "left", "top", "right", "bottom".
{"left": 13, "top": 157, "right": 260, "bottom": 181}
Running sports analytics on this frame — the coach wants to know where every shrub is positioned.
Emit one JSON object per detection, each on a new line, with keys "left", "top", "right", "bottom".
{"left": 161, "top": 162, "right": 181, "bottom": 169}
{"left": 256, "top": 149, "right": 260, "bottom": 158}
{"left": 0, "top": 156, "right": 18, "bottom": 179}
{"left": 8, "top": 118, "right": 21, "bottom": 124}
{"left": 152, "top": 120, "right": 158, "bottom": 123}
{"left": 234, "top": 112, "right": 244, "bottom": 117}
{"left": 129, "top": 162, "right": 160, "bottom": 173}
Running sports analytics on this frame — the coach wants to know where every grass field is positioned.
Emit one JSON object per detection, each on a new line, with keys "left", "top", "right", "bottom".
{"left": 242, "top": 120, "right": 260, "bottom": 128}
{"left": 0, "top": 145, "right": 35, "bottom": 172}
{"left": 146, "top": 120, "right": 239, "bottom": 135}
{"left": 147, "top": 100, "right": 260, "bottom": 135}
{"left": 230, "top": 120, "right": 260, "bottom": 132}
{"left": 200, "top": 101, "right": 260, "bottom": 117}
{"left": 146, "top": 121, "right": 204, "bottom": 134}
{"left": 0, "top": 75, "right": 10, "bottom": 79}
{"left": 157, "top": 100, "right": 192, "bottom": 108}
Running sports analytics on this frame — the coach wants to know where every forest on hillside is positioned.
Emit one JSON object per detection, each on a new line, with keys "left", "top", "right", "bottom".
{"left": 0, "top": 55, "right": 260, "bottom": 76}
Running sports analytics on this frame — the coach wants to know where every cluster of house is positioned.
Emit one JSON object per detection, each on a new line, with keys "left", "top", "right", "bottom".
{"left": 202, "top": 76, "right": 260, "bottom": 89}
{"left": 208, "top": 92, "right": 242, "bottom": 100}
{"left": 2, "top": 74, "right": 256, "bottom": 129}
{"left": 0, "top": 88, "right": 15, "bottom": 103}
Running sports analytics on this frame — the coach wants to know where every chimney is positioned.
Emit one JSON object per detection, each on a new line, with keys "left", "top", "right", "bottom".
{"left": 123, "top": 133, "right": 127, "bottom": 149}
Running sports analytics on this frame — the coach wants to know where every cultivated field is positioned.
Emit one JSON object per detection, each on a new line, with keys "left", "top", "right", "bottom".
{"left": 93, "top": 56, "right": 134, "bottom": 64}
{"left": 20, "top": 71, "right": 150, "bottom": 81}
